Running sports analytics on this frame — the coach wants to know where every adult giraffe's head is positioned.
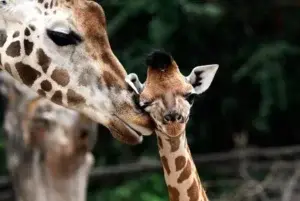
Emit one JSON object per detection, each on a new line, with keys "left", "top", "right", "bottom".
{"left": 0, "top": 0, "right": 155, "bottom": 145}
{"left": 126, "top": 50, "right": 218, "bottom": 137}
{"left": 0, "top": 71, "right": 97, "bottom": 178}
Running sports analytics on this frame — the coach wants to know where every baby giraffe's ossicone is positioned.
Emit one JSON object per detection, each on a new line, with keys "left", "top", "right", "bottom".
{"left": 126, "top": 50, "right": 218, "bottom": 201}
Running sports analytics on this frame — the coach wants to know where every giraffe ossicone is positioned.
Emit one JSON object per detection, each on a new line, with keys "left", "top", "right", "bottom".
{"left": 0, "top": 0, "right": 155, "bottom": 145}
{"left": 126, "top": 50, "right": 219, "bottom": 201}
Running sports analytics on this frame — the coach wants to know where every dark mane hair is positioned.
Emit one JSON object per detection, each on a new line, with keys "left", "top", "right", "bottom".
{"left": 146, "top": 50, "right": 173, "bottom": 70}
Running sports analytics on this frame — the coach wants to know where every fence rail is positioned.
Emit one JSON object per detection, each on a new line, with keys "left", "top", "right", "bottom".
{"left": 1, "top": 145, "right": 300, "bottom": 201}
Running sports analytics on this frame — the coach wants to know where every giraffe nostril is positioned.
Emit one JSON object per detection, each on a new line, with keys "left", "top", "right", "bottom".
{"left": 163, "top": 113, "right": 184, "bottom": 123}
{"left": 164, "top": 114, "right": 172, "bottom": 122}
{"left": 176, "top": 114, "right": 184, "bottom": 122}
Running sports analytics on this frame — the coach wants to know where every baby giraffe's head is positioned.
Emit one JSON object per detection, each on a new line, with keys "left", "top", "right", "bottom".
{"left": 126, "top": 50, "right": 218, "bottom": 137}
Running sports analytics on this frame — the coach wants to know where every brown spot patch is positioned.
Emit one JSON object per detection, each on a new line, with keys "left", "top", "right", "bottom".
{"left": 98, "top": 35, "right": 108, "bottom": 48}
{"left": 160, "top": 156, "right": 170, "bottom": 175}
{"left": 101, "top": 51, "right": 111, "bottom": 65}
{"left": 44, "top": 2, "right": 48, "bottom": 8}
{"left": 78, "top": 69, "right": 92, "bottom": 86}
{"left": 175, "top": 156, "right": 186, "bottom": 171}
{"left": 25, "top": 28, "right": 30, "bottom": 36}
{"left": 37, "top": 48, "right": 51, "bottom": 73}
{"left": 102, "top": 70, "right": 122, "bottom": 88}
{"left": 167, "top": 185, "right": 180, "bottom": 201}
{"left": 67, "top": 89, "right": 85, "bottom": 105}
{"left": 51, "top": 91, "right": 63, "bottom": 105}
{"left": 101, "top": 51, "right": 126, "bottom": 78}
{"left": 13, "top": 31, "right": 20, "bottom": 38}
{"left": 50, "top": 0, "right": 53, "bottom": 8}
{"left": 24, "top": 40, "right": 34, "bottom": 55}
{"left": 0, "top": 30, "right": 7, "bottom": 47}
{"left": 157, "top": 136, "right": 163, "bottom": 149}
{"left": 4, "top": 63, "right": 12, "bottom": 76}
{"left": 38, "top": 0, "right": 43, "bottom": 3}
{"left": 167, "top": 136, "right": 180, "bottom": 152}
{"left": 6, "top": 41, "right": 21, "bottom": 57}
{"left": 15, "top": 62, "right": 41, "bottom": 86}
{"left": 177, "top": 160, "right": 192, "bottom": 183}
{"left": 40, "top": 80, "right": 52, "bottom": 92}
{"left": 51, "top": 69, "right": 70, "bottom": 86}
{"left": 187, "top": 179, "right": 199, "bottom": 201}
{"left": 38, "top": 89, "right": 46, "bottom": 96}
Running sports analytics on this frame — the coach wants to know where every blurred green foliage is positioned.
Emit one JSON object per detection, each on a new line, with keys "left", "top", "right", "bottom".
{"left": 90, "top": 0, "right": 300, "bottom": 200}
{"left": 85, "top": 0, "right": 300, "bottom": 200}
{"left": 88, "top": 174, "right": 168, "bottom": 201}
{"left": 2, "top": 0, "right": 300, "bottom": 200}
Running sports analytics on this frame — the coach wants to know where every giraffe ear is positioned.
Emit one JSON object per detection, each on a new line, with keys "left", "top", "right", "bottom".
{"left": 186, "top": 64, "right": 219, "bottom": 94}
{"left": 125, "top": 73, "right": 144, "bottom": 94}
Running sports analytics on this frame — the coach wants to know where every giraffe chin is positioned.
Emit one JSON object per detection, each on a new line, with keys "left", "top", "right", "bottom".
{"left": 162, "top": 123, "right": 186, "bottom": 138}
{"left": 108, "top": 116, "right": 143, "bottom": 145}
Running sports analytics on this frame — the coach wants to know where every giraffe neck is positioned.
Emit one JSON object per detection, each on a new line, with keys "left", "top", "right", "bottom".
{"left": 1, "top": 75, "right": 95, "bottom": 201}
{"left": 4, "top": 104, "right": 94, "bottom": 201}
{"left": 10, "top": 150, "right": 93, "bottom": 201}
{"left": 157, "top": 132, "right": 209, "bottom": 201}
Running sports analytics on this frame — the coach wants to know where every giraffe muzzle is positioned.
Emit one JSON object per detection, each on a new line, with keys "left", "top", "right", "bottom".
{"left": 108, "top": 115, "right": 144, "bottom": 145}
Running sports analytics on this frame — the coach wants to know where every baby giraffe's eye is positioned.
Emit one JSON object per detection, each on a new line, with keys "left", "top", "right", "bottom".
{"left": 184, "top": 93, "right": 196, "bottom": 105}
{"left": 139, "top": 101, "right": 152, "bottom": 110}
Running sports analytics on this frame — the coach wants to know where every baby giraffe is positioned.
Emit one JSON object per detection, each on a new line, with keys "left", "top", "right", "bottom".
{"left": 126, "top": 50, "right": 218, "bottom": 201}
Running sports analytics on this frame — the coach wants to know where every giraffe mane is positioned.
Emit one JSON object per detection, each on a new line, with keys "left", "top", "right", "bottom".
{"left": 146, "top": 50, "right": 173, "bottom": 71}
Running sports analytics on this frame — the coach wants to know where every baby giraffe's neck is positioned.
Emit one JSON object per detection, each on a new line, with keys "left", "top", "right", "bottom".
{"left": 157, "top": 132, "right": 209, "bottom": 201}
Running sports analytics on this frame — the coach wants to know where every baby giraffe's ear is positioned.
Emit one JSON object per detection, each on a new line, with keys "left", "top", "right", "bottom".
{"left": 125, "top": 73, "right": 144, "bottom": 94}
{"left": 186, "top": 64, "right": 219, "bottom": 94}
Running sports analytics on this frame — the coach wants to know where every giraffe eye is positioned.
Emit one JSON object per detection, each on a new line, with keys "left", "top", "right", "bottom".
{"left": 184, "top": 93, "right": 196, "bottom": 105}
{"left": 46, "top": 29, "right": 82, "bottom": 46}
{"left": 139, "top": 101, "right": 152, "bottom": 110}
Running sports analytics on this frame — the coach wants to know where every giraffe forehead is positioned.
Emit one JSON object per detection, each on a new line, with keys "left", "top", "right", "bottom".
{"left": 142, "top": 70, "right": 193, "bottom": 100}
{"left": 141, "top": 83, "right": 192, "bottom": 101}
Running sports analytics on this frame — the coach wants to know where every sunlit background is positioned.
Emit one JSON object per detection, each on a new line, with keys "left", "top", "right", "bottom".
{"left": 1, "top": 0, "right": 300, "bottom": 201}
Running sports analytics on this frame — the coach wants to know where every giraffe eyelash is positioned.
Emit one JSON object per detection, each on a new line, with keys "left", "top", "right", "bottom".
{"left": 46, "top": 29, "right": 82, "bottom": 46}
{"left": 140, "top": 101, "right": 152, "bottom": 110}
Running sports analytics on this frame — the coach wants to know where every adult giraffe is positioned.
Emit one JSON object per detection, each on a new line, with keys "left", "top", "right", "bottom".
{"left": 0, "top": 0, "right": 154, "bottom": 145}
{"left": 0, "top": 71, "right": 97, "bottom": 201}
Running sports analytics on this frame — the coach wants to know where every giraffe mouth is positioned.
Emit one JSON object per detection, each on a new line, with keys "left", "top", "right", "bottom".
{"left": 114, "top": 115, "right": 142, "bottom": 136}
{"left": 111, "top": 115, "right": 143, "bottom": 144}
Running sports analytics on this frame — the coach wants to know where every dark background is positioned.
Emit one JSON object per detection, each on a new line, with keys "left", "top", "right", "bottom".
{"left": 2, "top": 0, "right": 300, "bottom": 200}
